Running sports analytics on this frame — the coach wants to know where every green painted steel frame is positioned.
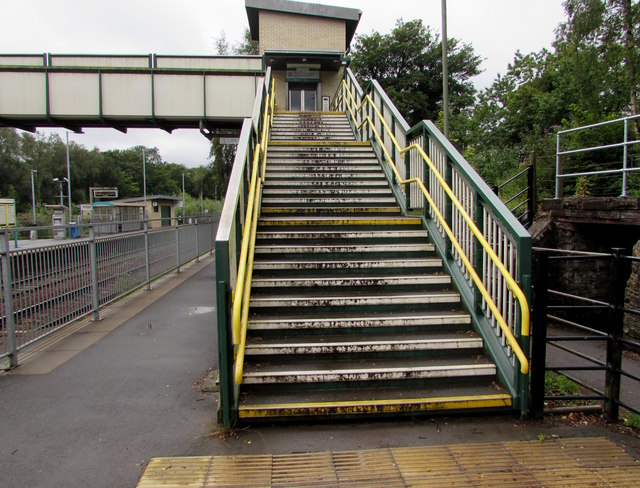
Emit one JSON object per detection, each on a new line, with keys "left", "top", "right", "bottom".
{"left": 214, "top": 68, "right": 272, "bottom": 427}
{"left": 335, "top": 69, "right": 532, "bottom": 415}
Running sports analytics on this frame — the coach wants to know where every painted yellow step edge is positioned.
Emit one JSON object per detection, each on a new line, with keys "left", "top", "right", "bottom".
{"left": 238, "top": 394, "right": 512, "bottom": 418}
{"left": 261, "top": 207, "right": 400, "bottom": 214}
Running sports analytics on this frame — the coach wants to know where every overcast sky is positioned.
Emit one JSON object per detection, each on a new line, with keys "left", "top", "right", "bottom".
{"left": 1, "top": 0, "right": 567, "bottom": 168}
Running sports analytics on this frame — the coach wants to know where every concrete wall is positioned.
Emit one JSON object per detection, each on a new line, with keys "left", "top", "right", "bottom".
{"left": 258, "top": 10, "right": 346, "bottom": 54}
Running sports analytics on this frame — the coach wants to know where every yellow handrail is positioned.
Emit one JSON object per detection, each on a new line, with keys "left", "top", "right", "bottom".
{"left": 231, "top": 78, "right": 275, "bottom": 375}
{"left": 338, "top": 80, "right": 530, "bottom": 374}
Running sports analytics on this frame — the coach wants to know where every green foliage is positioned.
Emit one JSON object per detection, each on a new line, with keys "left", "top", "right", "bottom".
{"left": 350, "top": 19, "right": 482, "bottom": 126}
{"left": 544, "top": 371, "right": 581, "bottom": 397}
{"left": 0, "top": 128, "right": 225, "bottom": 216}
{"left": 458, "top": 0, "right": 640, "bottom": 202}
{"left": 623, "top": 412, "right": 640, "bottom": 429}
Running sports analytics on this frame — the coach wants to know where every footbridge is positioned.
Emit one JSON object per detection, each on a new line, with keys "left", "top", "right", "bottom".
{"left": 0, "top": 53, "right": 264, "bottom": 135}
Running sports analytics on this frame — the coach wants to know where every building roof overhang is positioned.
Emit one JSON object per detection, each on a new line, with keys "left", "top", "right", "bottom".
{"left": 263, "top": 49, "right": 348, "bottom": 71}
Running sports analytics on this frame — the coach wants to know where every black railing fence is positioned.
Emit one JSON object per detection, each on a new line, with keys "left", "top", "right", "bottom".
{"left": 493, "top": 153, "right": 537, "bottom": 229}
{"left": 531, "top": 247, "right": 640, "bottom": 420}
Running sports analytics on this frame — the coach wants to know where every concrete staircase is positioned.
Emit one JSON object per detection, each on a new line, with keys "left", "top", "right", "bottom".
{"left": 237, "top": 112, "right": 511, "bottom": 420}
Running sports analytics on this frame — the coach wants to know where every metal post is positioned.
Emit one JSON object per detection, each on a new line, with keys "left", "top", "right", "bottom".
{"left": 144, "top": 220, "right": 151, "bottom": 290}
{"left": 527, "top": 152, "right": 537, "bottom": 228}
{"left": 175, "top": 222, "right": 181, "bottom": 273}
{"left": 604, "top": 248, "right": 627, "bottom": 422}
{"left": 89, "top": 225, "right": 100, "bottom": 321}
{"left": 142, "top": 149, "right": 147, "bottom": 218}
{"left": 195, "top": 220, "right": 200, "bottom": 262}
{"left": 30, "top": 169, "right": 37, "bottom": 225}
{"left": 182, "top": 173, "right": 186, "bottom": 221}
{"left": 1, "top": 231, "right": 18, "bottom": 368}
{"left": 530, "top": 250, "right": 549, "bottom": 418}
{"left": 441, "top": 0, "right": 449, "bottom": 138}
{"left": 65, "top": 132, "right": 72, "bottom": 222}
{"left": 622, "top": 119, "right": 629, "bottom": 196}
{"left": 555, "top": 133, "right": 563, "bottom": 198}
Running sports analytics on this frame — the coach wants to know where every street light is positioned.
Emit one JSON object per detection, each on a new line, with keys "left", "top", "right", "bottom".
{"left": 53, "top": 177, "right": 68, "bottom": 207}
{"left": 30, "top": 169, "right": 37, "bottom": 225}
{"left": 441, "top": 0, "right": 449, "bottom": 138}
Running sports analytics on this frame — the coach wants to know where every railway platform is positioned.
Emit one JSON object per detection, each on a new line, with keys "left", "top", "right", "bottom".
{"left": 2, "top": 255, "right": 640, "bottom": 487}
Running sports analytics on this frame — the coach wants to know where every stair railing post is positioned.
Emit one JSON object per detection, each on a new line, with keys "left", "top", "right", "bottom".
{"left": 530, "top": 249, "right": 549, "bottom": 419}
{"left": 89, "top": 224, "right": 100, "bottom": 321}
{"left": 1, "top": 230, "right": 18, "bottom": 369}
{"left": 604, "top": 248, "right": 627, "bottom": 422}
{"left": 472, "top": 193, "right": 484, "bottom": 315}
{"left": 444, "top": 151, "right": 453, "bottom": 259}
{"left": 423, "top": 125, "right": 431, "bottom": 222}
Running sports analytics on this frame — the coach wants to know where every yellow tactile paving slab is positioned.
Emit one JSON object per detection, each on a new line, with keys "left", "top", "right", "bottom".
{"left": 138, "top": 437, "right": 640, "bottom": 487}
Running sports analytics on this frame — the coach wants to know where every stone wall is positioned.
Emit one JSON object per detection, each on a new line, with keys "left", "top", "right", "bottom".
{"left": 625, "top": 241, "right": 640, "bottom": 338}
{"left": 532, "top": 200, "right": 640, "bottom": 334}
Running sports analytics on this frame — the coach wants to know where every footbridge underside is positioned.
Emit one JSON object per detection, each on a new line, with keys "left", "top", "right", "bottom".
{"left": 0, "top": 54, "right": 265, "bottom": 134}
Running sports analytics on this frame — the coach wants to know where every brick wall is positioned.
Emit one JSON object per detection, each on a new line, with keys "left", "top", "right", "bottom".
{"left": 259, "top": 11, "right": 346, "bottom": 54}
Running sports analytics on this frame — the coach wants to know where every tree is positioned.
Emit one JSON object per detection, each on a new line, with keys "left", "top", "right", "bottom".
{"left": 235, "top": 28, "right": 259, "bottom": 55}
{"left": 209, "top": 138, "right": 236, "bottom": 198}
{"left": 557, "top": 0, "right": 640, "bottom": 132}
{"left": 350, "top": 19, "right": 482, "bottom": 126}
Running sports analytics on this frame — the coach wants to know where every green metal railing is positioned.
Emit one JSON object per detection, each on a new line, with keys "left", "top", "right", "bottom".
{"left": 215, "top": 68, "right": 273, "bottom": 426}
{"left": 333, "top": 69, "right": 532, "bottom": 414}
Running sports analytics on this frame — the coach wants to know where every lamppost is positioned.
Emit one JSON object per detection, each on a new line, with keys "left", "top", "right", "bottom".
{"left": 142, "top": 148, "right": 147, "bottom": 219}
{"left": 442, "top": 0, "right": 450, "bottom": 138}
{"left": 30, "top": 169, "right": 37, "bottom": 225}
{"left": 182, "top": 173, "right": 186, "bottom": 221}
{"left": 65, "top": 132, "right": 72, "bottom": 222}
{"left": 53, "top": 177, "right": 68, "bottom": 207}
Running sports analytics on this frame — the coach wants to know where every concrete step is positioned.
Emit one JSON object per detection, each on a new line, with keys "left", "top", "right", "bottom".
{"left": 265, "top": 171, "right": 385, "bottom": 179}
{"left": 248, "top": 310, "right": 471, "bottom": 331}
{"left": 252, "top": 257, "right": 441, "bottom": 271}
{"left": 260, "top": 207, "right": 401, "bottom": 215}
{"left": 242, "top": 358, "right": 496, "bottom": 385}
{"left": 249, "top": 290, "right": 461, "bottom": 308}
{"left": 263, "top": 179, "right": 390, "bottom": 188}
{"left": 267, "top": 164, "right": 382, "bottom": 172}
{"left": 262, "top": 188, "right": 393, "bottom": 196}
{"left": 261, "top": 197, "right": 397, "bottom": 206}
{"left": 258, "top": 215, "right": 423, "bottom": 226}
{"left": 254, "top": 243, "right": 434, "bottom": 254}
{"left": 256, "top": 229, "right": 428, "bottom": 240}
{"left": 245, "top": 334, "right": 482, "bottom": 356}
{"left": 251, "top": 274, "right": 450, "bottom": 288}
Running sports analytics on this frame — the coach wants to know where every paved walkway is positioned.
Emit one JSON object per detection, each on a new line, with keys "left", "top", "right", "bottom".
{"left": 139, "top": 437, "right": 639, "bottom": 487}
{"left": 2, "top": 256, "right": 640, "bottom": 487}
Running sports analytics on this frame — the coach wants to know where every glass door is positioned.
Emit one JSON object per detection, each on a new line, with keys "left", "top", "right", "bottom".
{"left": 289, "top": 83, "right": 317, "bottom": 111}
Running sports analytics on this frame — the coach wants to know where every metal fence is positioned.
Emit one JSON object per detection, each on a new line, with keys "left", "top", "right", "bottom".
{"left": 1, "top": 215, "right": 218, "bottom": 369}
{"left": 531, "top": 247, "right": 640, "bottom": 420}
{"left": 556, "top": 114, "right": 640, "bottom": 198}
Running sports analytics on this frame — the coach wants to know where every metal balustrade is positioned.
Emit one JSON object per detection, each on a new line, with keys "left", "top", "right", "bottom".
{"left": 0, "top": 216, "right": 218, "bottom": 369}
{"left": 333, "top": 69, "right": 532, "bottom": 412}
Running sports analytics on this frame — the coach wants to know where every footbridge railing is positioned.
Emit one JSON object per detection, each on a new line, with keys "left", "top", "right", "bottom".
{"left": 215, "top": 68, "right": 274, "bottom": 426}
{"left": 333, "top": 69, "right": 532, "bottom": 413}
